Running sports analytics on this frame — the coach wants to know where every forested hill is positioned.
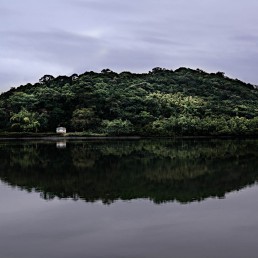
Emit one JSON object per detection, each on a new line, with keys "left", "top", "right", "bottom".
{"left": 0, "top": 67, "right": 258, "bottom": 136}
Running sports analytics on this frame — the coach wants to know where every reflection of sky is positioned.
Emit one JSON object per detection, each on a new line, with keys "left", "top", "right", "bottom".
{"left": 1, "top": 0, "right": 258, "bottom": 92}
{"left": 1, "top": 181, "right": 258, "bottom": 258}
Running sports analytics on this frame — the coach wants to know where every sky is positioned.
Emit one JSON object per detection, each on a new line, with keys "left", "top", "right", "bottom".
{"left": 1, "top": 0, "right": 258, "bottom": 92}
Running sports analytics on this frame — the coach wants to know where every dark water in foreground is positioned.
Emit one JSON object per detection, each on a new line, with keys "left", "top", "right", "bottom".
{"left": 0, "top": 139, "right": 258, "bottom": 258}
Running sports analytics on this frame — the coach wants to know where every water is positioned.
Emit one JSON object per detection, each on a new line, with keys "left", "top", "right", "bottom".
{"left": 0, "top": 139, "right": 258, "bottom": 258}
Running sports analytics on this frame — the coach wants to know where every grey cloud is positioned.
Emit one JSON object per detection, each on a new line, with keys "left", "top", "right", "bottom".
{"left": 0, "top": 7, "right": 12, "bottom": 16}
{"left": 1, "top": 0, "right": 258, "bottom": 92}
{"left": 137, "top": 35, "right": 188, "bottom": 47}
{"left": 2, "top": 29, "right": 103, "bottom": 56}
{"left": 99, "top": 47, "right": 162, "bottom": 72}
{"left": 0, "top": 73, "right": 17, "bottom": 92}
{"left": 232, "top": 34, "right": 258, "bottom": 44}
{"left": 67, "top": 0, "right": 136, "bottom": 13}
{"left": 1, "top": 29, "right": 104, "bottom": 67}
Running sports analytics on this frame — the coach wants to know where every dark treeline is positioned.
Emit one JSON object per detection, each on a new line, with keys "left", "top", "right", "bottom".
{"left": 0, "top": 67, "right": 258, "bottom": 136}
{"left": 0, "top": 139, "right": 257, "bottom": 204}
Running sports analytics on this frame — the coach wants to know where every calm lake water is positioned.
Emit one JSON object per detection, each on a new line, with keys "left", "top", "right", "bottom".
{"left": 0, "top": 139, "right": 258, "bottom": 258}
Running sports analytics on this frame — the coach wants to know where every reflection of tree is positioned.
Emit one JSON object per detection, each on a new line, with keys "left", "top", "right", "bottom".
{"left": 9, "top": 145, "right": 41, "bottom": 168}
{"left": 71, "top": 146, "right": 97, "bottom": 169}
{"left": 0, "top": 140, "right": 258, "bottom": 204}
{"left": 145, "top": 162, "right": 210, "bottom": 181}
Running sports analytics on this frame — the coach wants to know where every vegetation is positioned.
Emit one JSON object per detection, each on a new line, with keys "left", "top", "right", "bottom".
{"left": 1, "top": 67, "right": 258, "bottom": 136}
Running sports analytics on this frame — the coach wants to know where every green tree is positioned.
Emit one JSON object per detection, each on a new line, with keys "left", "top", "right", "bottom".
{"left": 0, "top": 67, "right": 258, "bottom": 136}
{"left": 71, "top": 108, "right": 97, "bottom": 131}
{"left": 8, "top": 92, "right": 38, "bottom": 112}
{"left": 102, "top": 119, "right": 134, "bottom": 135}
{"left": 10, "top": 108, "right": 40, "bottom": 132}
{"left": 0, "top": 107, "right": 10, "bottom": 130}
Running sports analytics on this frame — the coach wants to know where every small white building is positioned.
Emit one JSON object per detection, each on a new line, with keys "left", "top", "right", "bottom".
{"left": 56, "top": 127, "right": 66, "bottom": 134}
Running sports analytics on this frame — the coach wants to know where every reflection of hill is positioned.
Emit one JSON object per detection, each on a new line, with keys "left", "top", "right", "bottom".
{"left": 0, "top": 140, "right": 258, "bottom": 204}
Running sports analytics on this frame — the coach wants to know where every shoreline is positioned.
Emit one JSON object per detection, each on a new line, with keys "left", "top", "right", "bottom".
{"left": 0, "top": 134, "right": 257, "bottom": 140}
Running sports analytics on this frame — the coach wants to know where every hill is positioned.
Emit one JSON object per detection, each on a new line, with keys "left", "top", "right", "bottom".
{"left": 0, "top": 67, "right": 258, "bottom": 136}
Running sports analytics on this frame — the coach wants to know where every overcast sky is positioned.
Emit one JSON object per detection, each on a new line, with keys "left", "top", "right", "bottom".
{"left": 1, "top": 0, "right": 258, "bottom": 92}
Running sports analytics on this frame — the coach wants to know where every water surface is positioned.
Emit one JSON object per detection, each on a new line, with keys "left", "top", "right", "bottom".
{"left": 0, "top": 139, "right": 258, "bottom": 258}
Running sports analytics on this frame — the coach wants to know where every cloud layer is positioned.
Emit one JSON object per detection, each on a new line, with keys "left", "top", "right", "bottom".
{"left": 1, "top": 0, "right": 258, "bottom": 91}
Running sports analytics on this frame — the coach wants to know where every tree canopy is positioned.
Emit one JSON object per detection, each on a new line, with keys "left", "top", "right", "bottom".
{"left": 0, "top": 67, "right": 258, "bottom": 136}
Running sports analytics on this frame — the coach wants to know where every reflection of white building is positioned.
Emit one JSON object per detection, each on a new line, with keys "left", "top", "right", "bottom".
{"left": 56, "top": 141, "right": 67, "bottom": 149}
{"left": 56, "top": 127, "right": 66, "bottom": 134}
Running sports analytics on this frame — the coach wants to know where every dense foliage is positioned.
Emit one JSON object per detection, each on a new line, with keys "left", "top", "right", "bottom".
{"left": 1, "top": 67, "right": 258, "bottom": 136}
